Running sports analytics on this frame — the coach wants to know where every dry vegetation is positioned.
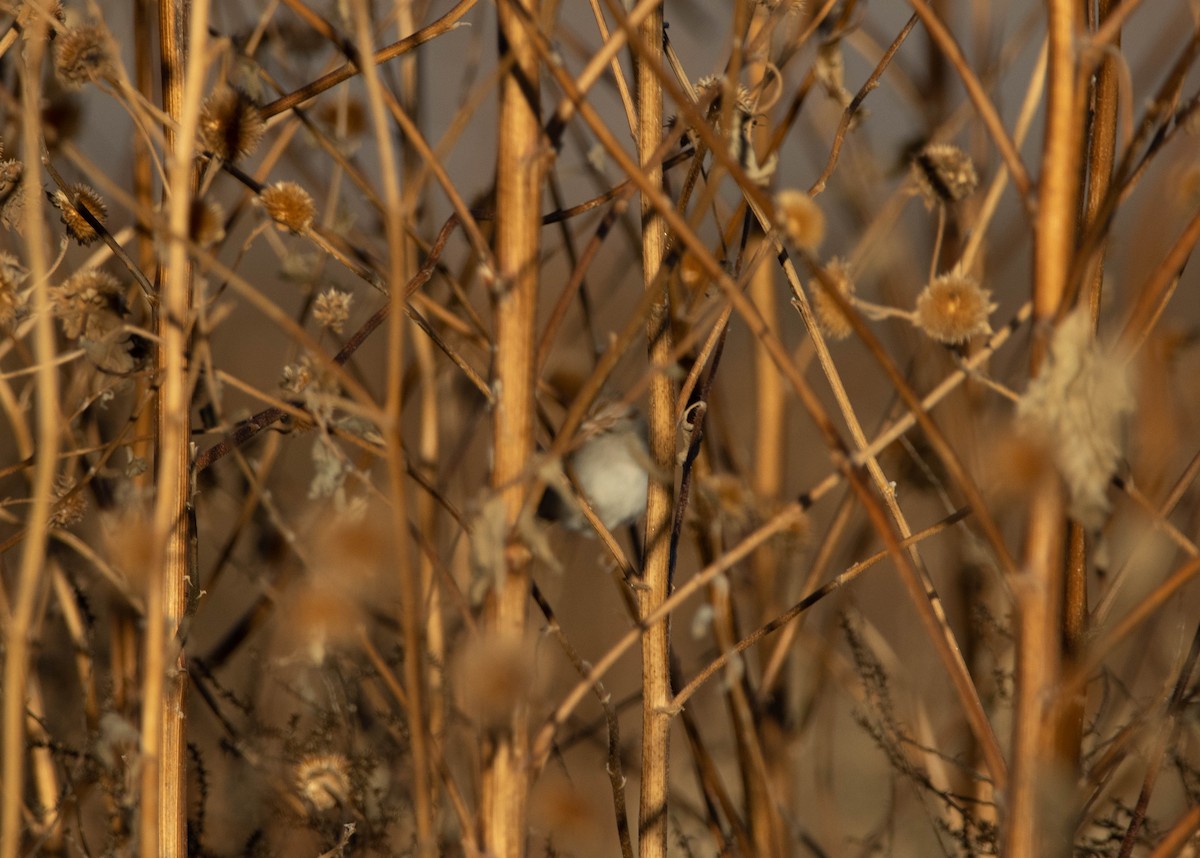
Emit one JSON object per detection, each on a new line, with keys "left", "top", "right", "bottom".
{"left": 2, "top": 0, "right": 1200, "bottom": 855}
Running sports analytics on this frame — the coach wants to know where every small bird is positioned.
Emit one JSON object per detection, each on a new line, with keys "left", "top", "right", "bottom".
{"left": 537, "top": 403, "right": 649, "bottom": 533}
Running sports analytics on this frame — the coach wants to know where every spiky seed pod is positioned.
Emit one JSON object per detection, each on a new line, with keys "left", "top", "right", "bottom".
{"left": 53, "top": 25, "right": 115, "bottom": 88}
{"left": 811, "top": 257, "right": 856, "bottom": 341}
{"left": 914, "top": 272, "right": 995, "bottom": 344}
{"left": 912, "top": 143, "right": 979, "bottom": 205}
{"left": 199, "top": 88, "right": 266, "bottom": 162}
{"left": 51, "top": 269, "right": 123, "bottom": 340}
{"left": 775, "top": 189, "right": 825, "bottom": 253}
{"left": 54, "top": 183, "right": 108, "bottom": 245}
{"left": 260, "top": 181, "right": 315, "bottom": 233}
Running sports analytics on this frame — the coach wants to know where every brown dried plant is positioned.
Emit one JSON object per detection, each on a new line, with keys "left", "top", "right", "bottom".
{"left": 2, "top": 2, "right": 1200, "bottom": 857}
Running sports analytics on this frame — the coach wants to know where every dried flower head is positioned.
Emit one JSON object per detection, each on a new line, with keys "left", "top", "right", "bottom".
{"left": 313, "top": 288, "right": 352, "bottom": 334}
{"left": 775, "top": 189, "right": 825, "bottom": 252}
{"left": 912, "top": 143, "right": 979, "bottom": 205}
{"left": 294, "top": 754, "right": 352, "bottom": 814}
{"left": 53, "top": 25, "right": 115, "bottom": 88}
{"left": 810, "top": 257, "right": 855, "bottom": 340}
{"left": 54, "top": 183, "right": 108, "bottom": 245}
{"left": 50, "top": 475, "right": 87, "bottom": 527}
{"left": 0, "top": 252, "right": 27, "bottom": 326}
{"left": 51, "top": 269, "right": 123, "bottom": 340}
{"left": 531, "top": 771, "right": 609, "bottom": 858}
{"left": 456, "top": 629, "right": 540, "bottom": 730}
{"left": 0, "top": 158, "right": 24, "bottom": 230}
{"left": 316, "top": 99, "right": 366, "bottom": 139}
{"left": 199, "top": 88, "right": 266, "bottom": 161}
{"left": 189, "top": 198, "right": 225, "bottom": 248}
{"left": 914, "top": 271, "right": 995, "bottom": 344}
{"left": 695, "top": 74, "right": 757, "bottom": 116}
{"left": 1016, "top": 306, "right": 1135, "bottom": 529}
{"left": 260, "top": 181, "right": 315, "bottom": 233}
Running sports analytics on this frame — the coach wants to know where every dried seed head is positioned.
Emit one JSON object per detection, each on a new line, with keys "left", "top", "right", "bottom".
{"left": 313, "top": 288, "right": 352, "bottom": 334}
{"left": 0, "top": 252, "right": 27, "bottom": 327}
{"left": 775, "top": 189, "right": 825, "bottom": 252}
{"left": 0, "top": 156, "right": 20, "bottom": 197}
{"left": 50, "top": 475, "right": 87, "bottom": 527}
{"left": 694, "top": 74, "right": 757, "bottom": 116}
{"left": 294, "top": 754, "right": 351, "bottom": 814}
{"left": 54, "top": 183, "right": 108, "bottom": 245}
{"left": 531, "top": 771, "right": 609, "bottom": 858}
{"left": 199, "top": 88, "right": 266, "bottom": 161}
{"left": 1017, "top": 307, "right": 1135, "bottom": 529}
{"left": 912, "top": 143, "right": 979, "bottom": 205}
{"left": 811, "top": 257, "right": 855, "bottom": 340}
{"left": 914, "top": 272, "right": 995, "bottom": 344}
{"left": 189, "top": 198, "right": 225, "bottom": 248}
{"left": 260, "top": 181, "right": 315, "bottom": 233}
{"left": 316, "top": 99, "right": 366, "bottom": 139}
{"left": 456, "top": 629, "right": 540, "bottom": 730}
{"left": 53, "top": 25, "right": 115, "bottom": 88}
{"left": 0, "top": 159, "right": 23, "bottom": 230}
{"left": 51, "top": 268, "right": 123, "bottom": 340}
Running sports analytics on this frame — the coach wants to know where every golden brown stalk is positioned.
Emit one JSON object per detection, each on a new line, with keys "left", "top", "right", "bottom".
{"left": 141, "top": 0, "right": 205, "bottom": 854}
{"left": 482, "top": 0, "right": 544, "bottom": 854}
{"left": 349, "top": 0, "right": 433, "bottom": 851}
{"left": 635, "top": 3, "right": 675, "bottom": 856}
{"left": 1, "top": 11, "right": 56, "bottom": 858}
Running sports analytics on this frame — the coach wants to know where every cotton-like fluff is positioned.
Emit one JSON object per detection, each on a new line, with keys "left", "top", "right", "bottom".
{"left": 538, "top": 404, "right": 649, "bottom": 533}
{"left": 1016, "top": 307, "right": 1135, "bottom": 529}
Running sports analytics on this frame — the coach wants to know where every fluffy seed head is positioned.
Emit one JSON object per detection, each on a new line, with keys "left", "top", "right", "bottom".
{"left": 775, "top": 189, "right": 825, "bottom": 252}
{"left": 53, "top": 25, "right": 115, "bottom": 88}
{"left": 54, "top": 183, "right": 108, "bottom": 245}
{"left": 456, "top": 630, "right": 540, "bottom": 730}
{"left": 912, "top": 143, "right": 979, "bottom": 205}
{"left": 810, "top": 257, "right": 855, "bottom": 340}
{"left": 914, "top": 272, "right": 995, "bottom": 344}
{"left": 313, "top": 288, "right": 352, "bottom": 334}
{"left": 199, "top": 88, "right": 266, "bottom": 161}
{"left": 260, "top": 181, "right": 315, "bottom": 233}
{"left": 294, "top": 754, "right": 351, "bottom": 814}
{"left": 1016, "top": 307, "right": 1135, "bottom": 528}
